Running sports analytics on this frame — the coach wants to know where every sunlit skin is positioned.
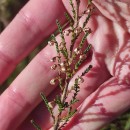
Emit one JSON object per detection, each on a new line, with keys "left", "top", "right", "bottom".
{"left": 0, "top": 0, "right": 130, "bottom": 130}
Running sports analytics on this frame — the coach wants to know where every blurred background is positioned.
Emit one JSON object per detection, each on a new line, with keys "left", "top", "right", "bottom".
{"left": 0, "top": 0, "right": 130, "bottom": 129}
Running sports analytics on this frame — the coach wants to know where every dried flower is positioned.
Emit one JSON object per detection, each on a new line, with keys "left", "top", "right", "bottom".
{"left": 50, "top": 57, "right": 57, "bottom": 62}
{"left": 48, "top": 40, "right": 55, "bottom": 46}
{"left": 60, "top": 62, "right": 65, "bottom": 67}
{"left": 51, "top": 64, "right": 57, "bottom": 70}
{"left": 50, "top": 79, "right": 56, "bottom": 85}
{"left": 64, "top": 29, "right": 71, "bottom": 36}
{"left": 79, "top": 54, "right": 87, "bottom": 60}
{"left": 86, "top": 8, "right": 91, "bottom": 13}
{"left": 74, "top": 48, "right": 81, "bottom": 55}
{"left": 78, "top": 76, "right": 84, "bottom": 83}
{"left": 61, "top": 66, "right": 66, "bottom": 72}
{"left": 75, "top": 27, "right": 82, "bottom": 34}
{"left": 84, "top": 27, "right": 91, "bottom": 33}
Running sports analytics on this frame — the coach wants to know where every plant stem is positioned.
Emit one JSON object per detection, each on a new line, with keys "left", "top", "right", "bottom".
{"left": 54, "top": 78, "right": 70, "bottom": 130}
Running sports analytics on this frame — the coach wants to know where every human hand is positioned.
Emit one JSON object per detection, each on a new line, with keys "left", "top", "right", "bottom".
{"left": 0, "top": 0, "right": 130, "bottom": 130}
{"left": 0, "top": 0, "right": 67, "bottom": 129}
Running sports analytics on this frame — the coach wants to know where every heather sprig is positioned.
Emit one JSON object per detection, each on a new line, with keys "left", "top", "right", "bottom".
{"left": 31, "top": 0, "right": 94, "bottom": 130}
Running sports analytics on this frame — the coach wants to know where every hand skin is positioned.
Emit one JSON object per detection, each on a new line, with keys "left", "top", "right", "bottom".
{"left": 0, "top": 0, "right": 130, "bottom": 130}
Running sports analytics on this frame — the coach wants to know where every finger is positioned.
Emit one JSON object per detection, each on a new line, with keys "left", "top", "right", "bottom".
{"left": 0, "top": 0, "right": 67, "bottom": 84}
{"left": 64, "top": 77, "right": 130, "bottom": 130}
{"left": 0, "top": 44, "right": 57, "bottom": 130}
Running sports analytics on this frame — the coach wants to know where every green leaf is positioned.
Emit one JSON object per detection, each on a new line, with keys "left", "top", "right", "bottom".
{"left": 31, "top": 120, "right": 41, "bottom": 130}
